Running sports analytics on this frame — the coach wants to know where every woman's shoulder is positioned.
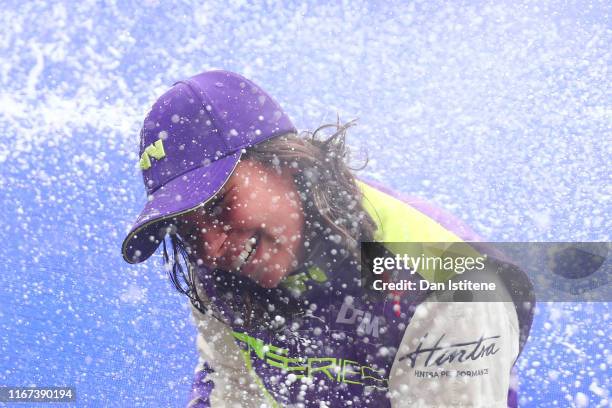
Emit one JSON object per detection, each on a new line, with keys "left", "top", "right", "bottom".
{"left": 356, "top": 177, "right": 483, "bottom": 242}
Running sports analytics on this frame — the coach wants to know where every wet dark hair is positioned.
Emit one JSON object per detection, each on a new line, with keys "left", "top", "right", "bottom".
{"left": 246, "top": 119, "right": 377, "bottom": 262}
{"left": 162, "top": 120, "right": 377, "bottom": 323}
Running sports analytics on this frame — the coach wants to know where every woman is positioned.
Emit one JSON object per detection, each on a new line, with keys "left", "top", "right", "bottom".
{"left": 122, "top": 70, "right": 533, "bottom": 407}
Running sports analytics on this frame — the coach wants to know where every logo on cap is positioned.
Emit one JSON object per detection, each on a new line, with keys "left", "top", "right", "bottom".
{"left": 139, "top": 138, "right": 166, "bottom": 170}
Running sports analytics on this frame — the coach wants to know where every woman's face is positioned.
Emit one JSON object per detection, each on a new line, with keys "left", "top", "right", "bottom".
{"left": 176, "top": 159, "right": 305, "bottom": 288}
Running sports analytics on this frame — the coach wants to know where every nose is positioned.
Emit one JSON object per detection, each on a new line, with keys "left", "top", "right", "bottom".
{"left": 200, "top": 225, "right": 228, "bottom": 260}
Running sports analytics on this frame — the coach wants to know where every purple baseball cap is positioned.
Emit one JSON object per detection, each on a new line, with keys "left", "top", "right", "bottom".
{"left": 121, "top": 70, "right": 297, "bottom": 264}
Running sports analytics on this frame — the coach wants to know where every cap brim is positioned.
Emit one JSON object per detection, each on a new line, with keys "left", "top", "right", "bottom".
{"left": 121, "top": 151, "right": 242, "bottom": 264}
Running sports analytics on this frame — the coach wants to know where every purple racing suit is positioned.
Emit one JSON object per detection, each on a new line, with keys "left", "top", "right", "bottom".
{"left": 186, "top": 180, "right": 534, "bottom": 407}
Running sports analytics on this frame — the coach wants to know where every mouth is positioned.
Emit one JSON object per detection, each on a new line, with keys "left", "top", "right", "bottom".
{"left": 232, "top": 232, "right": 259, "bottom": 271}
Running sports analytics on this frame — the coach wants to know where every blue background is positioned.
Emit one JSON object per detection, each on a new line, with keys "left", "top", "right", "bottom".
{"left": 0, "top": 0, "right": 609, "bottom": 406}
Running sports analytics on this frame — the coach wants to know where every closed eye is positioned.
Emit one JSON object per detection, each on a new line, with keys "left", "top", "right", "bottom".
{"left": 206, "top": 195, "right": 224, "bottom": 211}
{"left": 206, "top": 186, "right": 235, "bottom": 216}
